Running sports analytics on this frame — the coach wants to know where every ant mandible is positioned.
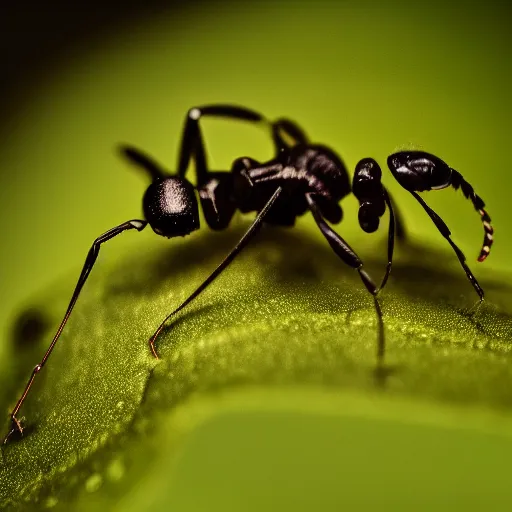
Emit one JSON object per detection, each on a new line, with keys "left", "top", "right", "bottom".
{"left": 3, "top": 104, "right": 492, "bottom": 444}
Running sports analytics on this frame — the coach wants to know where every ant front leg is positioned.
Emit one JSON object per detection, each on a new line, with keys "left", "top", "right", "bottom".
{"left": 306, "top": 193, "right": 386, "bottom": 363}
{"left": 176, "top": 105, "right": 268, "bottom": 182}
{"left": 3, "top": 220, "right": 148, "bottom": 445}
{"left": 271, "top": 117, "right": 309, "bottom": 151}
{"left": 148, "top": 187, "right": 283, "bottom": 358}
{"left": 176, "top": 105, "right": 310, "bottom": 183}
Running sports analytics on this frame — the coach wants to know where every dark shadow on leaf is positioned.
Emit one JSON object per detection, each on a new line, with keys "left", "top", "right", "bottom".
{"left": 373, "top": 363, "right": 401, "bottom": 390}
{"left": 108, "top": 223, "right": 325, "bottom": 297}
{"left": 105, "top": 223, "right": 512, "bottom": 366}
{"left": 2, "top": 308, "right": 52, "bottom": 413}
{"left": 11, "top": 308, "right": 51, "bottom": 350}
{"left": 109, "top": 222, "right": 512, "bottom": 311}
{"left": 1, "top": 422, "right": 38, "bottom": 452}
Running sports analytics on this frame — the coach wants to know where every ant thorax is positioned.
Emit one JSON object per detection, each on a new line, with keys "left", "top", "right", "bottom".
{"left": 230, "top": 144, "right": 350, "bottom": 225}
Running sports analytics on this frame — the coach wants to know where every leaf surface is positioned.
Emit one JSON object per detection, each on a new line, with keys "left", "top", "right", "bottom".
{"left": 1, "top": 223, "right": 511, "bottom": 510}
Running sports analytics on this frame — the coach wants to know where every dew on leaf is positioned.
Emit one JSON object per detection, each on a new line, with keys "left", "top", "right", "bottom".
{"left": 44, "top": 496, "right": 58, "bottom": 509}
{"left": 85, "top": 473, "right": 103, "bottom": 493}
{"left": 106, "top": 458, "right": 125, "bottom": 482}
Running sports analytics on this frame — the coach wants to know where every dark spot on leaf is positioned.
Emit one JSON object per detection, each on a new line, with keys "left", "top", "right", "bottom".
{"left": 11, "top": 308, "right": 49, "bottom": 349}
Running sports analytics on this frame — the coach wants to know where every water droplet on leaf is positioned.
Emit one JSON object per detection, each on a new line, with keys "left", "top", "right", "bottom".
{"left": 85, "top": 473, "right": 103, "bottom": 493}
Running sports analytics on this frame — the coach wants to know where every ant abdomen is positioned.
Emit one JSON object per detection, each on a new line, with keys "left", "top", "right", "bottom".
{"left": 387, "top": 151, "right": 452, "bottom": 192}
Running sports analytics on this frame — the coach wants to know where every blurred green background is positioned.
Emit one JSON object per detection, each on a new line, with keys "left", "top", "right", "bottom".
{"left": 1, "top": 0, "right": 511, "bottom": 509}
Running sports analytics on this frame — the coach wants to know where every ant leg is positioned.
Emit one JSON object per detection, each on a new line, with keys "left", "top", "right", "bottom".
{"left": 176, "top": 105, "right": 310, "bottom": 183}
{"left": 3, "top": 219, "right": 148, "bottom": 445}
{"left": 386, "top": 189, "right": 406, "bottom": 242}
{"left": 148, "top": 186, "right": 283, "bottom": 358}
{"left": 177, "top": 105, "right": 270, "bottom": 183}
{"left": 306, "top": 194, "right": 385, "bottom": 362}
{"left": 175, "top": 105, "right": 308, "bottom": 229}
{"left": 378, "top": 188, "right": 396, "bottom": 291}
{"left": 410, "top": 191, "right": 484, "bottom": 301}
{"left": 272, "top": 117, "right": 309, "bottom": 150}
{"left": 118, "top": 146, "right": 168, "bottom": 182}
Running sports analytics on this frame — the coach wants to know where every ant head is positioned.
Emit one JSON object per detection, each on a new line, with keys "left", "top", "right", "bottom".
{"left": 353, "top": 158, "right": 386, "bottom": 233}
{"left": 143, "top": 177, "right": 200, "bottom": 238}
{"left": 387, "top": 151, "right": 452, "bottom": 192}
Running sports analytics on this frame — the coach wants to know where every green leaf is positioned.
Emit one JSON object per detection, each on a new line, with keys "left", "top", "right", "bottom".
{"left": 1, "top": 223, "right": 511, "bottom": 510}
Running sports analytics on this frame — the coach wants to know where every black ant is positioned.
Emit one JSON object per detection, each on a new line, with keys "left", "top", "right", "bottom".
{"left": 3, "top": 105, "right": 493, "bottom": 444}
